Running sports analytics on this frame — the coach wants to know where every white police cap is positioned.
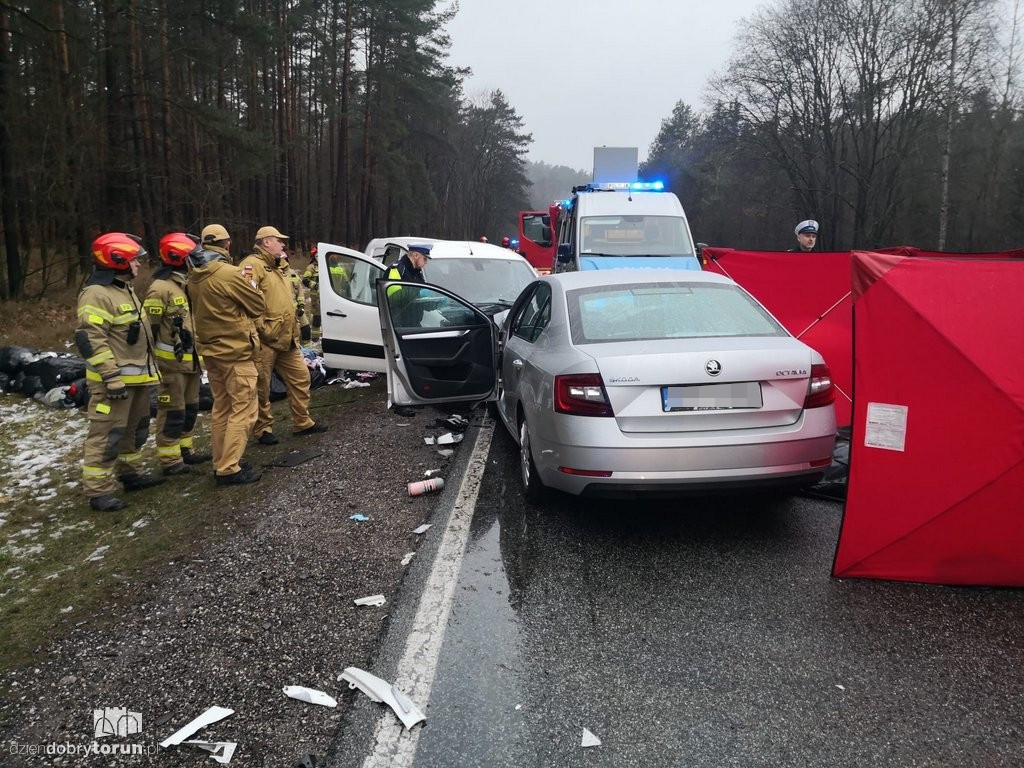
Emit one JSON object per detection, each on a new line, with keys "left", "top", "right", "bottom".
{"left": 795, "top": 219, "right": 819, "bottom": 236}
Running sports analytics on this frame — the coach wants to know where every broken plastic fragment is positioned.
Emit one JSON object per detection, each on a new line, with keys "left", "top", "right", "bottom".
{"left": 401, "top": 552, "right": 415, "bottom": 566}
{"left": 339, "top": 667, "right": 426, "bottom": 730}
{"left": 182, "top": 740, "right": 237, "bottom": 764}
{"left": 283, "top": 686, "right": 338, "bottom": 708}
{"left": 424, "top": 468, "right": 441, "bottom": 477}
{"left": 437, "top": 449, "right": 454, "bottom": 457}
{"left": 436, "top": 432, "right": 463, "bottom": 445}
{"left": 160, "top": 706, "right": 234, "bottom": 748}
{"left": 353, "top": 594, "right": 386, "bottom": 607}
{"left": 581, "top": 728, "right": 601, "bottom": 748}
{"left": 412, "top": 523, "right": 432, "bottom": 535}
{"left": 349, "top": 514, "right": 369, "bottom": 522}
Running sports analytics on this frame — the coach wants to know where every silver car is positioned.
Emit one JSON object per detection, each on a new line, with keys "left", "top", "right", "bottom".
{"left": 378, "top": 269, "right": 837, "bottom": 500}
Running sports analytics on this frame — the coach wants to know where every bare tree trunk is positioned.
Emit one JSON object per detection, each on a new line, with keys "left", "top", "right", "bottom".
{"left": 0, "top": 8, "right": 22, "bottom": 299}
{"left": 938, "top": 1, "right": 961, "bottom": 250}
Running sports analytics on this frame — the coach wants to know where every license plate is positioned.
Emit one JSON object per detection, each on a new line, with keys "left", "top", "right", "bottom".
{"left": 661, "top": 382, "right": 763, "bottom": 412}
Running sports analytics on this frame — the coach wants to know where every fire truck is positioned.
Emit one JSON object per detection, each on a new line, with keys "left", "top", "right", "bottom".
{"left": 515, "top": 204, "right": 560, "bottom": 273}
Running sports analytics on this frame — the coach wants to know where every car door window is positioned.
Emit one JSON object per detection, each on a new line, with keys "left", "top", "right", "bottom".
{"left": 511, "top": 283, "right": 551, "bottom": 343}
{"left": 325, "top": 251, "right": 382, "bottom": 305}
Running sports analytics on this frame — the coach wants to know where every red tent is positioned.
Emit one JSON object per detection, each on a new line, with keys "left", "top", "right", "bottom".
{"left": 833, "top": 251, "right": 1024, "bottom": 585}
{"left": 703, "top": 248, "right": 853, "bottom": 426}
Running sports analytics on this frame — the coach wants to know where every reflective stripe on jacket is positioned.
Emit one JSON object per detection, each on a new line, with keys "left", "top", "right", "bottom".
{"left": 144, "top": 272, "right": 201, "bottom": 373}
{"left": 76, "top": 277, "right": 159, "bottom": 386}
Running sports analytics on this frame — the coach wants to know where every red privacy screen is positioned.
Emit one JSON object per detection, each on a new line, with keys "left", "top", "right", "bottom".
{"left": 703, "top": 248, "right": 853, "bottom": 426}
{"left": 833, "top": 251, "right": 1024, "bottom": 585}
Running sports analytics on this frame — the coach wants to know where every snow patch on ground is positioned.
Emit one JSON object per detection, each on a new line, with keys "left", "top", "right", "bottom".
{"left": 0, "top": 397, "right": 88, "bottom": 506}
{"left": 85, "top": 546, "right": 109, "bottom": 562}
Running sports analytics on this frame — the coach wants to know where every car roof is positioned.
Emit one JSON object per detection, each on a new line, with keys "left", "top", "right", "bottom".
{"left": 426, "top": 241, "right": 528, "bottom": 261}
{"left": 544, "top": 268, "right": 734, "bottom": 290}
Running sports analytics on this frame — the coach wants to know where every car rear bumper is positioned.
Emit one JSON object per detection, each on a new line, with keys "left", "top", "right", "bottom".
{"left": 530, "top": 411, "right": 837, "bottom": 497}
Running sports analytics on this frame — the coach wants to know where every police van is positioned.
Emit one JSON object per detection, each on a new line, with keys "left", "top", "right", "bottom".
{"left": 552, "top": 182, "right": 702, "bottom": 273}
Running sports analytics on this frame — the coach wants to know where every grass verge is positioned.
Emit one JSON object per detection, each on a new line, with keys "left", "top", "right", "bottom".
{"left": 0, "top": 383, "right": 372, "bottom": 674}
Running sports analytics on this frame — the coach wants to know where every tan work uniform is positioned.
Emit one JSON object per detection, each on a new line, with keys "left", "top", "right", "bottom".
{"left": 188, "top": 249, "right": 266, "bottom": 475}
{"left": 76, "top": 273, "right": 160, "bottom": 497}
{"left": 239, "top": 247, "right": 315, "bottom": 438}
{"left": 289, "top": 267, "right": 312, "bottom": 344}
{"left": 143, "top": 269, "right": 203, "bottom": 468}
{"left": 302, "top": 262, "right": 320, "bottom": 339}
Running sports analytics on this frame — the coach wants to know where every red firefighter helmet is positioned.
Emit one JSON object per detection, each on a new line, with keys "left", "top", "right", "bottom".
{"left": 158, "top": 232, "right": 200, "bottom": 268}
{"left": 479, "top": 236, "right": 488, "bottom": 243}
{"left": 310, "top": 245, "right": 317, "bottom": 256}
{"left": 91, "top": 232, "right": 146, "bottom": 270}
{"left": 501, "top": 236, "right": 511, "bottom": 247}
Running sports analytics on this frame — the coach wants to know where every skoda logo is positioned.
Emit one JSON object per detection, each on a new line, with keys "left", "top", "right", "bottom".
{"left": 705, "top": 359, "right": 722, "bottom": 377}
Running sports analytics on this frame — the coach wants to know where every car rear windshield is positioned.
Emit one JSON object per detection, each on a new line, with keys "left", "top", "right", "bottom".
{"left": 566, "top": 282, "right": 788, "bottom": 343}
{"left": 424, "top": 258, "right": 535, "bottom": 306}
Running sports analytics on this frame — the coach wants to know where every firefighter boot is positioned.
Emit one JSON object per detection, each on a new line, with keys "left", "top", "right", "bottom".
{"left": 163, "top": 462, "right": 192, "bottom": 476}
{"left": 181, "top": 447, "right": 212, "bottom": 464}
{"left": 120, "top": 472, "right": 167, "bottom": 492}
{"left": 90, "top": 493, "right": 127, "bottom": 512}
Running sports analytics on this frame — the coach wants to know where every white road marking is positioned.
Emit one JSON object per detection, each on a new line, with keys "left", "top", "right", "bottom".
{"left": 360, "top": 416, "right": 494, "bottom": 768}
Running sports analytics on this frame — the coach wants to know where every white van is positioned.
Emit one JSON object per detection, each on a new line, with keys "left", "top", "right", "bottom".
{"left": 553, "top": 182, "right": 702, "bottom": 273}
{"left": 317, "top": 239, "right": 537, "bottom": 372}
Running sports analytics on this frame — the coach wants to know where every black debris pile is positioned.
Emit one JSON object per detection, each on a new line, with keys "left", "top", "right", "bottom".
{"left": 0, "top": 345, "right": 86, "bottom": 406}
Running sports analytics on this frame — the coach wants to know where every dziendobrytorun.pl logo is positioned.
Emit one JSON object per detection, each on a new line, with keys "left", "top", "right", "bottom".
{"left": 7, "top": 706, "right": 159, "bottom": 758}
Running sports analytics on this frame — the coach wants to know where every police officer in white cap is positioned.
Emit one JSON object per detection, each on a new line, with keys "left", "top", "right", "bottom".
{"left": 790, "top": 220, "right": 819, "bottom": 252}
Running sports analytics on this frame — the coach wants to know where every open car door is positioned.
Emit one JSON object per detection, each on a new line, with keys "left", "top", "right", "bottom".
{"left": 376, "top": 279, "right": 499, "bottom": 407}
{"left": 318, "top": 242, "right": 387, "bottom": 372}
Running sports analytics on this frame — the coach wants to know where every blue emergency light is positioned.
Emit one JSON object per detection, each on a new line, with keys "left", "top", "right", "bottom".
{"left": 630, "top": 181, "right": 665, "bottom": 191}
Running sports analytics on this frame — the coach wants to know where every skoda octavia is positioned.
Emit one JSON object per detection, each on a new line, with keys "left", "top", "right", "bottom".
{"left": 377, "top": 269, "right": 837, "bottom": 500}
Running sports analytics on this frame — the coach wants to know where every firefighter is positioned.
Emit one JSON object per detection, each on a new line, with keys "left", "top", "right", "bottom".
{"left": 302, "top": 246, "right": 321, "bottom": 341}
{"left": 287, "top": 261, "right": 313, "bottom": 347}
{"left": 239, "top": 226, "right": 327, "bottom": 445}
{"left": 143, "top": 232, "right": 211, "bottom": 476}
{"left": 76, "top": 232, "right": 165, "bottom": 511}
{"left": 188, "top": 224, "right": 267, "bottom": 484}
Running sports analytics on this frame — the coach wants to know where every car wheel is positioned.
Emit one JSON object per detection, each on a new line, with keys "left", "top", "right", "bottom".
{"left": 518, "top": 417, "right": 545, "bottom": 503}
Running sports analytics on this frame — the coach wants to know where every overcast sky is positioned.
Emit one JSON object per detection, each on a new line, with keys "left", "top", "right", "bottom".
{"left": 444, "top": 0, "right": 766, "bottom": 172}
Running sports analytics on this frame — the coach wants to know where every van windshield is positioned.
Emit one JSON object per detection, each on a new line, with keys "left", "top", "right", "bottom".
{"left": 580, "top": 215, "right": 694, "bottom": 257}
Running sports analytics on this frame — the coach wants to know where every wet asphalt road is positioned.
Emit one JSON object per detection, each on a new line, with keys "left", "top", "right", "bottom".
{"left": 330, "top": 420, "right": 1024, "bottom": 768}
{"left": 407, "top": 426, "right": 1024, "bottom": 768}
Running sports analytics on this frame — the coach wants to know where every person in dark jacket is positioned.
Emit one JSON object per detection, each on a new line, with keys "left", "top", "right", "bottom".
{"left": 789, "top": 220, "right": 819, "bottom": 252}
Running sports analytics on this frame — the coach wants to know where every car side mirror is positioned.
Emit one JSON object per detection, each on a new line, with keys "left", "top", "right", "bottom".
{"left": 557, "top": 243, "right": 572, "bottom": 263}
{"left": 696, "top": 242, "right": 709, "bottom": 265}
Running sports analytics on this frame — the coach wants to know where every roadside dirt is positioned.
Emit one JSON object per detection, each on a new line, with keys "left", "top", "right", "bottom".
{"left": 0, "top": 379, "right": 472, "bottom": 767}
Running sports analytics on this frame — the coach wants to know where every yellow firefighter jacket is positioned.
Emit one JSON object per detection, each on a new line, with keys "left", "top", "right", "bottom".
{"left": 187, "top": 257, "right": 266, "bottom": 361}
{"left": 238, "top": 246, "right": 300, "bottom": 352}
{"left": 143, "top": 269, "right": 200, "bottom": 373}
{"left": 76, "top": 273, "right": 160, "bottom": 387}
{"left": 287, "top": 267, "right": 310, "bottom": 331}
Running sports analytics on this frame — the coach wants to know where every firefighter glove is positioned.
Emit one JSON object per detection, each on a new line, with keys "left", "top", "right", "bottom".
{"left": 179, "top": 328, "right": 194, "bottom": 349}
{"left": 301, "top": 325, "right": 312, "bottom": 342}
{"left": 106, "top": 379, "right": 129, "bottom": 400}
{"left": 296, "top": 306, "right": 305, "bottom": 318}
{"left": 302, "top": 277, "right": 311, "bottom": 288}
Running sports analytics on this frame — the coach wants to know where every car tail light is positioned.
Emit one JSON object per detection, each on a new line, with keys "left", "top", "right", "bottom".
{"left": 554, "top": 373, "right": 613, "bottom": 417}
{"left": 558, "top": 467, "right": 613, "bottom": 477}
{"left": 810, "top": 457, "right": 833, "bottom": 468}
{"left": 804, "top": 364, "right": 835, "bottom": 408}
